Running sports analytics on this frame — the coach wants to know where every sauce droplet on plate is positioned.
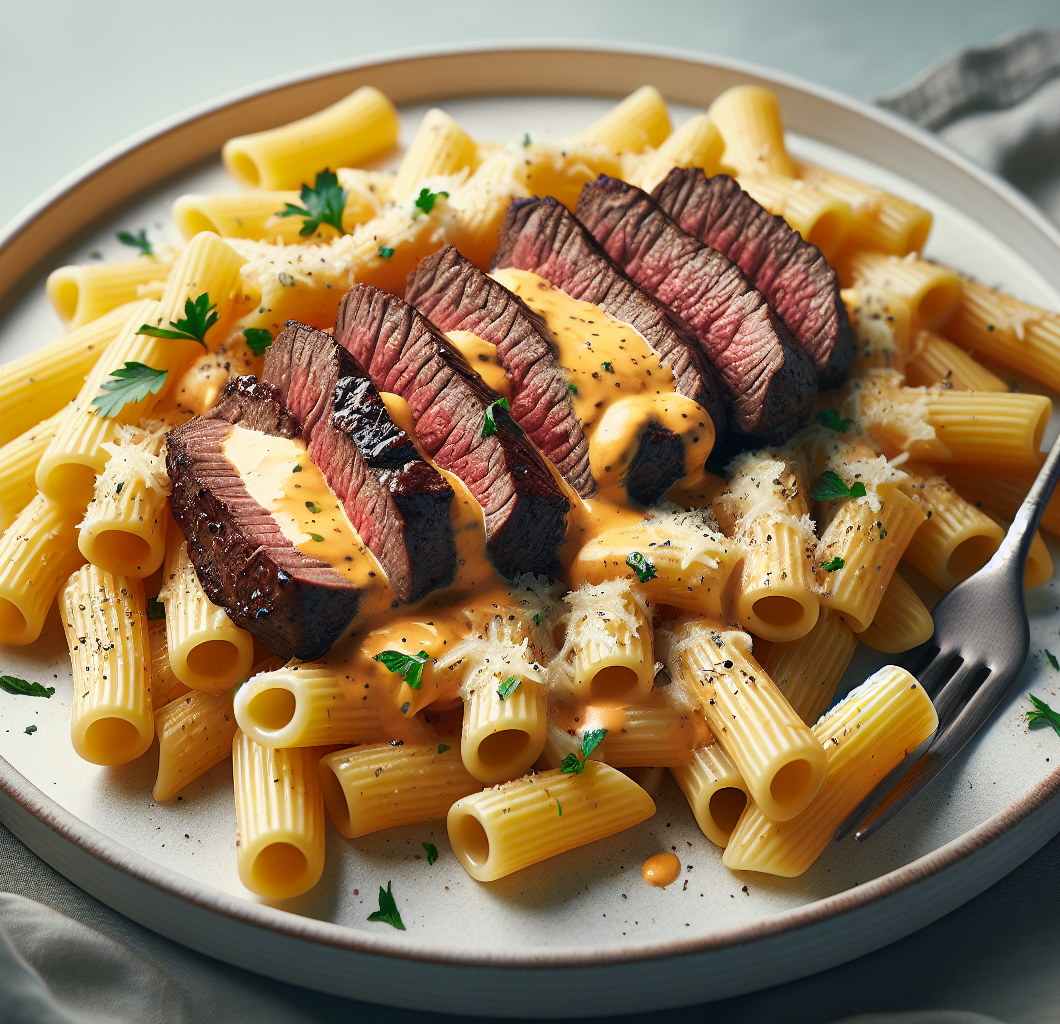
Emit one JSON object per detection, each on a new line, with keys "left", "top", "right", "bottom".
{"left": 641, "top": 852, "right": 681, "bottom": 888}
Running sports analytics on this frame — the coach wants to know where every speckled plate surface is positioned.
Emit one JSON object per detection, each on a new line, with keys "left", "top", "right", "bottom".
{"left": 1, "top": 44, "right": 1060, "bottom": 1018}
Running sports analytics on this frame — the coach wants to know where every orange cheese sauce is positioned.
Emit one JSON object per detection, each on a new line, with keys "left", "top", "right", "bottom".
{"left": 641, "top": 852, "right": 682, "bottom": 888}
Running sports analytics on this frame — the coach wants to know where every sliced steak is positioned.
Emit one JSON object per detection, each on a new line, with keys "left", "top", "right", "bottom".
{"left": 652, "top": 169, "right": 853, "bottom": 389}
{"left": 406, "top": 245, "right": 595, "bottom": 499}
{"left": 575, "top": 175, "right": 817, "bottom": 443}
{"left": 335, "top": 284, "right": 570, "bottom": 578}
{"left": 262, "top": 322, "right": 455, "bottom": 603}
{"left": 491, "top": 196, "right": 728, "bottom": 449}
{"left": 167, "top": 376, "right": 360, "bottom": 661}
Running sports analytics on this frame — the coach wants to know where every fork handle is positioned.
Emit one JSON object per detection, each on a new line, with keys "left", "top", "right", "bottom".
{"left": 997, "top": 428, "right": 1060, "bottom": 568}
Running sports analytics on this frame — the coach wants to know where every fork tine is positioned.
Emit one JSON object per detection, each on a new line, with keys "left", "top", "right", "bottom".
{"left": 855, "top": 662, "right": 1018, "bottom": 841}
{"left": 932, "top": 661, "right": 990, "bottom": 730}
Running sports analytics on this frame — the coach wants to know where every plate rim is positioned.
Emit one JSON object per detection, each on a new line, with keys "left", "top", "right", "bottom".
{"left": 2, "top": 40, "right": 1060, "bottom": 972}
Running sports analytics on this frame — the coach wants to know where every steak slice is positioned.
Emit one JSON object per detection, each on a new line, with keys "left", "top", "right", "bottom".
{"left": 167, "top": 376, "right": 360, "bottom": 662}
{"left": 335, "top": 283, "right": 570, "bottom": 579}
{"left": 491, "top": 196, "right": 728, "bottom": 450}
{"left": 406, "top": 245, "right": 595, "bottom": 499}
{"left": 262, "top": 321, "right": 456, "bottom": 603}
{"left": 652, "top": 169, "right": 854, "bottom": 389}
{"left": 575, "top": 175, "right": 817, "bottom": 443}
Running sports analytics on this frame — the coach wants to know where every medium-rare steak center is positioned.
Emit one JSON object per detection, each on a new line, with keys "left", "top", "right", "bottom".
{"left": 652, "top": 168, "right": 854, "bottom": 389}
{"left": 335, "top": 283, "right": 570, "bottom": 579}
{"left": 575, "top": 175, "right": 817, "bottom": 443}
{"left": 166, "top": 376, "right": 367, "bottom": 662}
{"left": 262, "top": 321, "right": 456, "bottom": 604}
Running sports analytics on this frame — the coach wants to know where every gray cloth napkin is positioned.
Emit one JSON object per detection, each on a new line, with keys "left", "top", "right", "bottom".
{"left": 5, "top": 26, "right": 1060, "bottom": 1024}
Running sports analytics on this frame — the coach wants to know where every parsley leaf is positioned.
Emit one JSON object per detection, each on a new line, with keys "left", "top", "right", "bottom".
{"left": 413, "top": 187, "right": 449, "bottom": 217}
{"left": 138, "top": 293, "right": 218, "bottom": 347}
{"left": 559, "top": 728, "right": 608, "bottom": 775}
{"left": 497, "top": 676, "right": 520, "bottom": 700}
{"left": 0, "top": 676, "right": 54, "bottom": 698}
{"left": 422, "top": 842, "right": 439, "bottom": 865}
{"left": 481, "top": 397, "right": 511, "bottom": 437}
{"left": 378, "top": 246, "right": 394, "bottom": 259}
{"left": 568, "top": 383, "right": 579, "bottom": 395}
{"left": 815, "top": 409, "right": 854, "bottom": 433}
{"left": 523, "top": 133, "right": 532, "bottom": 147}
{"left": 1045, "top": 650, "right": 1060, "bottom": 671}
{"left": 626, "top": 551, "right": 657, "bottom": 582}
{"left": 90, "top": 362, "right": 168, "bottom": 419}
{"left": 146, "top": 597, "right": 166, "bottom": 621}
{"left": 307, "top": 533, "right": 324, "bottom": 543}
{"left": 292, "top": 464, "right": 303, "bottom": 473}
{"left": 601, "top": 361, "right": 614, "bottom": 373}
{"left": 243, "top": 328, "right": 273, "bottom": 356}
{"left": 277, "top": 169, "right": 347, "bottom": 236}
{"left": 115, "top": 482, "right": 124, "bottom": 495}
{"left": 25, "top": 725, "right": 37, "bottom": 735}
{"left": 821, "top": 556, "right": 845, "bottom": 572}
{"left": 373, "top": 649, "right": 430, "bottom": 689}
{"left": 117, "top": 228, "right": 153, "bottom": 257}
{"left": 367, "top": 881, "right": 405, "bottom": 930}
{"left": 1028, "top": 694, "right": 1060, "bottom": 737}
{"left": 532, "top": 613, "right": 542, "bottom": 625}
{"left": 305, "top": 501, "right": 322, "bottom": 514}
{"left": 811, "top": 470, "right": 867, "bottom": 502}
{"left": 437, "top": 743, "right": 450, "bottom": 754}
{"left": 556, "top": 799, "right": 563, "bottom": 815}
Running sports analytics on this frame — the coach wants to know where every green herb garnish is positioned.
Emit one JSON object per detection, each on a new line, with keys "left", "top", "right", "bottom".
{"left": 568, "top": 383, "right": 579, "bottom": 395}
{"left": 292, "top": 464, "right": 303, "bottom": 473}
{"left": 25, "top": 725, "right": 37, "bottom": 735}
{"left": 821, "top": 556, "right": 845, "bottom": 572}
{"left": 117, "top": 228, "right": 153, "bottom": 257}
{"left": 307, "top": 533, "right": 324, "bottom": 543}
{"left": 277, "top": 169, "right": 347, "bottom": 236}
{"left": 138, "top": 293, "right": 218, "bottom": 347}
{"left": 811, "top": 470, "right": 867, "bottom": 502}
{"left": 305, "top": 501, "right": 322, "bottom": 514}
{"left": 481, "top": 396, "right": 511, "bottom": 437}
{"left": 1028, "top": 694, "right": 1060, "bottom": 737}
{"left": 146, "top": 597, "right": 166, "bottom": 621}
{"left": 422, "top": 842, "right": 439, "bottom": 865}
{"left": 532, "top": 613, "right": 542, "bottom": 625}
{"left": 815, "top": 409, "right": 854, "bottom": 433}
{"left": 0, "top": 676, "right": 54, "bottom": 698}
{"left": 601, "top": 361, "right": 614, "bottom": 373}
{"left": 90, "top": 362, "right": 168, "bottom": 419}
{"left": 437, "top": 743, "right": 450, "bottom": 754}
{"left": 1045, "top": 650, "right": 1060, "bottom": 671}
{"left": 115, "top": 482, "right": 124, "bottom": 495}
{"left": 497, "top": 676, "right": 521, "bottom": 700}
{"left": 413, "top": 187, "right": 449, "bottom": 217}
{"left": 556, "top": 799, "right": 562, "bottom": 815}
{"left": 522, "top": 133, "right": 532, "bottom": 147}
{"left": 378, "top": 246, "right": 394, "bottom": 259}
{"left": 367, "top": 881, "right": 405, "bottom": 930}
{"left": 243, "top": 328, "right": 273, "bottom": 356}
{"left": 559, "top": 728, "right": 607, "bottom": 775}
{"left": 373, "top": 649, "right": 430, "bottom": 689}
{"left": 626, "top": 551, "right": 657, "bottom": 583}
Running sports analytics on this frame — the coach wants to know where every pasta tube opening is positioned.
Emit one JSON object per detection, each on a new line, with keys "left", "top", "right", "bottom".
{"left": 670, "top": 743, "right": 749, "bottom": 847}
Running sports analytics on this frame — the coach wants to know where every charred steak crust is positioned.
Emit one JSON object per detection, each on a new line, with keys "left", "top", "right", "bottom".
{"left": 575, "top": 176, "right": 818, "bottom": 444}
{"left": 335, "top": 283, "right": 570, "bottom": 579}
{"left": 652, "top": 169, "right": 854, "bottom": 389}
{"left": 491, "top": 196, "right": 728, "bottom": 449}
{"left": 406, "top": 245, "right": 595, "bottom": 498}
{"left": 167, "top": 376, "right": 360, "bottom": 662}
{"left": 262, "top": 322, "right": 456, "bottom": 604}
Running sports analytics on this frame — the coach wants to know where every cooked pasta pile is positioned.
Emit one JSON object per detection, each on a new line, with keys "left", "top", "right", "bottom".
{"left": 4, "top": 81, "right": 1056, "bottom": 900}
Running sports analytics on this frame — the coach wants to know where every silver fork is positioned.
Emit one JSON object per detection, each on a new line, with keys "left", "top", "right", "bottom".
{"left": 836, "top": 429, "right": 1060, "bottom": 843}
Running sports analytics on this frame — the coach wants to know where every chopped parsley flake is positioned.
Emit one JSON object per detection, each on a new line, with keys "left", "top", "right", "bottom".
{"left": 24, "top": 725, "right": 37, "bottom": 735}
{"left": 1045, "top": 650, "right": 1060, "bottom": 671}
{"left": 422, "top": 842, "right": 439, "bottom": 865}
{"left": 523, "top": 133, "right": 532, "bottom": 147}
{"left": 437, "top": 743, "right": 451, "bottom": 754}
{"left": 373, "top": 649, "right": 430, "bottom": 689}
{"left": 117, "top": 228, "right": 153, "bottom": 257}
{"left": 115, "top": 482, "right": 124, "bottom": 495}
{"left": 277, "top": 169, "right": 347, "bottom": 236}
{"left": 146, "top": 597, "right": 166, "bottom": 621}
{"left": 815, "top": 409, "right": 854, "bottom": 433}
{"left": 305, "top": 501, "right": 322, "bottom": 514}
{"left": 533, "top": 613, "right": 542, "bottom": 625}
{"left": 481, "top": 397, "right": 511, "bottom": 437}
{"left": 243, "top": 328, "right": 273, "bottom": 356}
{"left": 497, "top": 675, "right": 521, "bottom": 700}
{"left": 626, "top": 551, "right": 657, "bottom": 582}
{"left": 413, "top": 187, "right": 449, "bottom": 217}
{"left": 811, "top": 470, "right": 867, "bottom": 502}
{"left": 556, "top": 799, "right": 562, "bottom": 816}
{"left": 1028, "top": 693, "right": 1060, "bottom": 737}
{"left": 820, "top": 556, "right": 845, "bottom": 572}
{"left": 367, "top": 881, "right": 405, "bottom": 930}
{"left": 559, "top": 728, "right": 607, "bottom": 775}
{"left": 0, "top": 676, "right": 54, "bottom": 698}
{"left": 90, "top": 362, "right": 167, "bottom": 418}
{"left": 378, "top": 246, "right": 394, "bottom": 259}
{"left": 601, "top": 361, "right": 614, "bottom": 373}
{"left": 307, "top": 533, "right": 324, "bottom": 543}
{"left": 292, "top": 464, "right": 303, "bottom": 473}
{"left": 568, "top": 382, "right": 579, "bottom": 395}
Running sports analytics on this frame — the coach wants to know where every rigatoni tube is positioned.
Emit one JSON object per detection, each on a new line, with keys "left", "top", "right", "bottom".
{"left": 0, "top": 411, "right": 65, "bottom": 533}
{"left": 392, "top": 108, "right": 477, "bottom": 200}
{"left": 232, "top": 730, "right": 325, "bottom": 899}
{"left": 61, "top": 566, "right": 153, "bottom": 766}
{"left": 628, "top": 114, "right": 723, "bottom": 193}
{"left": 447, "top": 762, "right": 655, "bottom": 882}
{"left": 671, "top": 745, "right": 749, "bottom": 848}
{"left": 46, "top": 256, "right": 175, "bottom": 329}
{"left": 670, "top": 622, "right": 826, "bottom": 822}
{"left": 574, "top": 86, "right": 671, "bottom": 154}
{"left": 153, "top": 689, "right": 237, "bottom": 802}
{"left": 724, "top": 665, "right": 938, "bottom": 876}
{"left": 843, "top": 251, "right": 962, "bottom": 329}
{"left": 708, "top": 85, "right": 794, "bottom": 177}
{"left": 319, "top": 742, "right": 480, "bottom": 839}
{"left": 859, "top": 571, "right": 934, "bottom": 654}
{"left": 904, "top": 331, "right": 1008, "bottom": 392}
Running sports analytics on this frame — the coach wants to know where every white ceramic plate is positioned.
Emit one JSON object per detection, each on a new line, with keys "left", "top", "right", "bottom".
{"left": 2, "top": 44, "right": 1060, "bottom": 1018}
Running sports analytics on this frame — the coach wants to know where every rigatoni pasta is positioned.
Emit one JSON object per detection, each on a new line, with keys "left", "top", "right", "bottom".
{"left": 671, "top": 744, "right": 749, "bottom": 848}
{"left": 153, "top": 688, "right": 237, "bottom": 802}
